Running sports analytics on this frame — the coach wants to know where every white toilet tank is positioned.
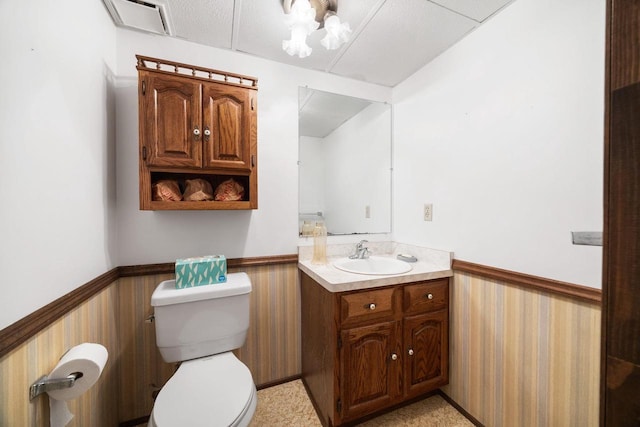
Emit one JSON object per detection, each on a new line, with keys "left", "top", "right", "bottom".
{"left": 151, "top": 272, "right": 252, "bottom": 363}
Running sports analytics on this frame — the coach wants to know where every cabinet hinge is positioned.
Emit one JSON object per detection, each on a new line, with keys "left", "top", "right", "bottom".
{"left": 142, "top": 146, "right": 147, "bottom": 161}
{"left": 251, "top": 154, "right": 256, "bottom": 168}
{"left": 142, "top": 80, "right": 146, "bottom": 96}
{"left": 251, "top": 97, "right": 254, "bottom": 111}
{"left": 337, "top": 398, "right": 342, "bottom": 413}
{"left": 337, "top": 335, "right": 342, "bottom": 349}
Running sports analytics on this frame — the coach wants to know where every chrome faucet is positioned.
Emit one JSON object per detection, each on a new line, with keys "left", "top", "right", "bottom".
{"left": 349, "top": 240, "right": 370, "bottom": 259}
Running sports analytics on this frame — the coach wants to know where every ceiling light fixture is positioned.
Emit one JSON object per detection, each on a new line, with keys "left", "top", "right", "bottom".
{"left": 282, "top": 0, "right": 351, "bottom": 58}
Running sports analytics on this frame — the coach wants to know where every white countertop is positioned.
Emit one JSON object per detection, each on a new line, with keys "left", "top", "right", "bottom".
{"left": 298, "top": 242, "right": 453, "bottom": 293}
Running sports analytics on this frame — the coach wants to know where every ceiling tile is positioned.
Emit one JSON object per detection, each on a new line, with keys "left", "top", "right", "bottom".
{"left": 111, "top": 0, "right": 517, "bottom": 88}
{"left": 430, "top": 0, "right": 515, "bottom": 22}
{"left": 331, "top": 0, "right": 477, "bottom": 86}
{"left": 167, "top": 0, "right": 234, "bottom": 48}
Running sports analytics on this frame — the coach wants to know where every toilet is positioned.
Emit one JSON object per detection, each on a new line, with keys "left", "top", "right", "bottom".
{"left": 149, "top": 272, "right": 257, "bottom": 427}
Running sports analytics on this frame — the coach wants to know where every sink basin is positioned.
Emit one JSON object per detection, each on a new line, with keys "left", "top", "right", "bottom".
{"left": 333, "top": 256, "right": 413, "bottom": 275}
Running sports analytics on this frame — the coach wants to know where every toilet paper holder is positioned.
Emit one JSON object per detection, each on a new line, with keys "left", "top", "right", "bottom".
{"left": 29, "top": 372, "right": 83, "bottom": 400}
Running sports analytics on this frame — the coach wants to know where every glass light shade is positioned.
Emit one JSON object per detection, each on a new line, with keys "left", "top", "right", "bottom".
{"left": 283, "top": 0, "right": 319, "bottom": 57}
{"left": 320, "top": 14, "right": 351, "bottom": 50}
{"left": 283, "top": 26, "right": 313, "bottom": 58}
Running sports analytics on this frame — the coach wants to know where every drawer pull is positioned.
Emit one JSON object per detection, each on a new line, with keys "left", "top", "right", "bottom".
{"left": 367, "top": 303, "right": 376, "bottom": 310}
{"left": 408, "top": 348, "right": 414, "bottom": 356}
{"left": 425, "top": 293, "right": 434, "bottom": 300}
{"left": 391, "top": 353, "right": 398, "bottom": 361}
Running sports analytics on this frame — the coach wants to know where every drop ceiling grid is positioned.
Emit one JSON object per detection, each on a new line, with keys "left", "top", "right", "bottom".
{"left": 429, "top": 0, "right": 515, "bottom": 22}
{"left": 330, "top": 0, "right": 478, "bottom": 86}
{"left": 111, "top": 0, "right": 518, "bottom": 88}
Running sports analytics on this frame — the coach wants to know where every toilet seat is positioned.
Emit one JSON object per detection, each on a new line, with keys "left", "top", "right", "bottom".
{"left": 150, "top": 352, "right": 257, "bottom": 427}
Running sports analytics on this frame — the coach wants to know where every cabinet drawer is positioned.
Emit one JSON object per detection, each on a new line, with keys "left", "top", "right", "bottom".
{"left": 403, "top": 279, "right": 448, "bottom": 314}
{"left": 341, "top": 288, "right": 397, "bottom": 326}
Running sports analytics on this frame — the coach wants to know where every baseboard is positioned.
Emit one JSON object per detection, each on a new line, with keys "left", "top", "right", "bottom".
{"left": 256, "top": 374, "right": 302, "bottom": 390}
{"left": 438, "top": 390, "right": 485, "bottom": 427}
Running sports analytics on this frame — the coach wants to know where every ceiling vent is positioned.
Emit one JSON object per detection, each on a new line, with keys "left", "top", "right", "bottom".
{"left": 103, "top": 0, "right": 174, "bottom": 36}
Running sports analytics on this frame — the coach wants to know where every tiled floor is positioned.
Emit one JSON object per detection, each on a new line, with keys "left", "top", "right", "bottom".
{"left": 249, "top": 380, "right": 473, "bottom": 426}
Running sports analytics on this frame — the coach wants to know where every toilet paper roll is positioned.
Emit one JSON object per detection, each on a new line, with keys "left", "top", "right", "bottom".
{"left": 50, "top": 399, "right": 74, "bottom": 427}
{"left": 47, "top": 343, "right": 108, "bottom": 427}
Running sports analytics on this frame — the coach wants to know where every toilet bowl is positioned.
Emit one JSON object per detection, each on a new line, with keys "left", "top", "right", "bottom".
{"left": 149, "top": 273, "right": 257, "bottom": 427}
{"left": 149, "top": 352, "right": 257, "bottom": 427}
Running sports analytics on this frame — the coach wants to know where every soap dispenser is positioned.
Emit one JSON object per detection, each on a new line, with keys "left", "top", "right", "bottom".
{"left": 311, "top": 221, "right": 327, "bottom": 265}
{"left": 301, "top": 220, "right": 314, "bottom": 237}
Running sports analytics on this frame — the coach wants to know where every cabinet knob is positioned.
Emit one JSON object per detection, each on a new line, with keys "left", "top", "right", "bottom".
{"left": 193, "top": 127, "right": 201, "bottom": 138}
{"left": 391, "top": 353, "right": 398, "bottom": 361}
{"left": 408, "top": 348, "right": 414, "bottom": 356}
{"left": 425, "top": 293, "right": 434, "bottom": 300}
{"left": 368, "top": 303, "right": 376, "bottom": 310}
{"left": 203, "top": 128, "right": 211, "bottom": 136}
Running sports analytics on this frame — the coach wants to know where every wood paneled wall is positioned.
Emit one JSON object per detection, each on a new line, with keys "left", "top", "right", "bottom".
{"left": 445, "top": 271, "right": 601, "bottom": 427}
{"left": 0, "top": 261, "right": 301, "bottom": 425}
{"left": 117, "top": 273, "right": 176, "bottom": 422}
{"left": 1, "top": 261, "right": 602, "bottom": 426}
{"left": 233, "top": 263, "right": 301, "bottom": 386}
{"left": 0, "top": 285, "right": 120, "bottom": 427}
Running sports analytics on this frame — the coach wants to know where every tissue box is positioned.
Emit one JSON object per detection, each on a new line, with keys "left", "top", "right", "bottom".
{"left": 175, "top": 255, "right": 227, "bottom": 288}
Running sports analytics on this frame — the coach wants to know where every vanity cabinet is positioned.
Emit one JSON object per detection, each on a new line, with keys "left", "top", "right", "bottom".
{"left": 301, "top": 273, "right": 449, "bottom": 426}
{"left": 402, "top": 280, "right": 449, "bottom": 399}
{"left": 136, "top": 55, "right": 258, "bottom": 210}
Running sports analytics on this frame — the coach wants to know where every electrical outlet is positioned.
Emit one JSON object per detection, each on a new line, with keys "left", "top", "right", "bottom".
{"left": 365, "top": 205, "right": 371, "bottom": 218}
{"left": 423, "top": 203, "right": 433, "bottom": 221}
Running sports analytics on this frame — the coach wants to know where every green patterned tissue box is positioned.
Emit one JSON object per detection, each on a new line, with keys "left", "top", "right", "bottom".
{"left": 175, "top": 255, "right": 227, "bottom": 288}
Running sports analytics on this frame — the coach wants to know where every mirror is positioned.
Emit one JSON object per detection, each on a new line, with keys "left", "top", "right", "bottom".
{"left": 298, "top": 87, "right": 392, "bottom": 236}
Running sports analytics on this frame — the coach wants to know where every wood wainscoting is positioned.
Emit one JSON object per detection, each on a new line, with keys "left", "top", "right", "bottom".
{"left": 0, "top": 255, "right": 602, "bottom": 426}
{"left": 0, "top": 284, "right": 121, "bottom": 427}
{"left": 0, "top": 255, "right": 300, "bottom": 426}
{"left": 446, "top": 266, "right": 601, "bottom": 427}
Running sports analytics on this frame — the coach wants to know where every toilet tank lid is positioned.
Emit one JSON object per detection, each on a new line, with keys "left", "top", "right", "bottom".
{"left": 151, "top": 272, "right": 251, "bottom": 307}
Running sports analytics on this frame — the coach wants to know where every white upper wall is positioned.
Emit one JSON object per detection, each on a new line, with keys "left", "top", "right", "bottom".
{"left": 0, "top": 0, "right": 606, "bottom": 330}
{"left": 114, "top": 30, "right": 392, "bottom": 265}
{"left": 392, "top": 0, "right": 606, "bottom": 288}
{"left": 0, "top": 0, "right": 117, "bottom": 329}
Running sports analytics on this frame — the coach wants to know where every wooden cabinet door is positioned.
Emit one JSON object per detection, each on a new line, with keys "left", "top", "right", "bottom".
{"left": 202, "top": 83, "right": 253, "bottom": 170}
{"left": 140, "top": 72, "right": 202, "bottom": 168}
{"left": 403, "top": 310, "right": 449, "bottom": 399}
{"left": 339, "top": 321, "right": 401, "bottom": 422}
